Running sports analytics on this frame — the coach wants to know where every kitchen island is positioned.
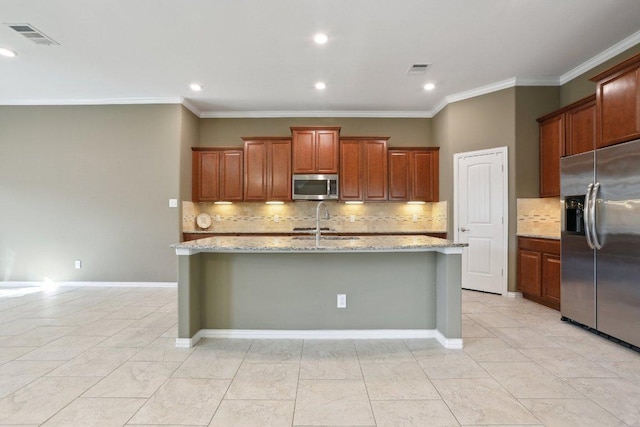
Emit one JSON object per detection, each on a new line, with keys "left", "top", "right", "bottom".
{"left": 172, "top": 235, "right": 466, "bottom": 349}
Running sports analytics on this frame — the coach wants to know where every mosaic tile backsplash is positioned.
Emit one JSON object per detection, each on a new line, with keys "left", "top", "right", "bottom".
{"left": 517, "top": 197, "right": 561, "bottom": 238}
{"left": 183, "top": 201, "right": 448, "bottom": 234}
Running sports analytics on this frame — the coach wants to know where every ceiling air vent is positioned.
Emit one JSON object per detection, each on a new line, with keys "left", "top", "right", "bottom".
{"left": 6, "top": 23, "right": 59, "bottom": 46}
{"left": 407, "top": 64, "right": 431, "bottom": 75}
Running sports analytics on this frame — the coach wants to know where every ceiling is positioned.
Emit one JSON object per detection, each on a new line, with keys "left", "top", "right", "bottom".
{"left": 2, "top": 0, "right": 640, "bottom": 117}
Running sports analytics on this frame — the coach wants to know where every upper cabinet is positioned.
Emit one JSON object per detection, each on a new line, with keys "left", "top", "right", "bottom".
{"left": 192, "top": 148, "right": 244, "bottom": 202}
{"left": 243, "top": 138, "right": 292, "bottom": 202}
{"left": 591, "top": 53, "right": 640, "bottom": 149}
{"left": 388, "top": 148, "right": 439, "bottom": 202}
{"left": 339, "top": 138, "right": 388, "bottom": 202}
{"left": 538, "top": 114, "right": 564, "bottom": 198}
{"left": 565, "top": 96, "right": 596, "bottom": 156}
{"left": 537, "top": 94, "right": 595, "bottom": 197}
{"left": 291, "top": 127, "right": 340, "bottom": 173}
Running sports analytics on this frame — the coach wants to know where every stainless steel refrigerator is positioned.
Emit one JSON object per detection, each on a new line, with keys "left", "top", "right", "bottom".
{"left": 561, "top": 138, "right": 640, "bottom": 348}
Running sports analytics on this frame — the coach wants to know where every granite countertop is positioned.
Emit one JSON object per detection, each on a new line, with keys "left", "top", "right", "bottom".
{"left": 184, "top": 230, "right": 447, "bottom": 235}
{"left": 516, "top": 233, "right": 561, "bottom": 240}
{"left": 172, "top": 234, "right": 466, "bottom": 255}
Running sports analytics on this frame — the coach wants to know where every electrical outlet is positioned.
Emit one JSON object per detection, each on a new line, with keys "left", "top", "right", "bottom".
{"left": 75, "top": 260, "right": 82, "bottom": 269}
{"left": 337, "top": 294, "right": 347, "bottom": 308}
{"left": 350, "top": 215, "right": 355, "bottom": 223}
{"left": 169, "top": 198, "right": 178, "bottom": 208}
{"left": 215, "top": 215, "right": 221, "bottom": 222}
{"left": 274, "top": 215, "right": 280, "bottom": 223}
{"left": 412, "top": 214, "right": 418, "bottom": 223}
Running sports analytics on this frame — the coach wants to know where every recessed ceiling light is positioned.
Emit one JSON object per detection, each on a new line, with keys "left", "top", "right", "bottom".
{"left": 189, "top": 83, "right": 203, "bottom": 92}
{"left": 313, "top": 33, "right": 328, "bottom": 44}
{"left": 315, "top": 82, "right": 326, "bottom": 90}
{"left": 0, "top": 48, "right": 17, "bottom": 58}
{"left": 423, "top": 83, "right": 435, "bottom": 91}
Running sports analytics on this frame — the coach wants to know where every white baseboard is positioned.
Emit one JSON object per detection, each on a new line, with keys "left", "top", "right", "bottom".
{"left": 507, "top": 291, "right": 523, "bottom": 298}
{"left": 175, "top": 329, "right": 464, "bottom": 349}
{"left": 0, "top": 281, "right": 177, "bottom": 288}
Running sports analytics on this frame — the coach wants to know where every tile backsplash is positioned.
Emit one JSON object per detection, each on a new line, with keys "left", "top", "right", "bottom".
{"left": 517, "top": 198, "right": 561, "bottom": 238}
{"left": 183, "top": 201, "right": 447, "bottom": 234}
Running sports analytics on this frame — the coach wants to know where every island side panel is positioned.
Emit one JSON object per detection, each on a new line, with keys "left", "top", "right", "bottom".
{"left": 435, "top": 252, "right": 462, "bottom": 340}
{"left": 177, "top": 254, "right": 203, "bottom": 338}
{"left": 200, "top": 252, "right": 436, "bottom": 330}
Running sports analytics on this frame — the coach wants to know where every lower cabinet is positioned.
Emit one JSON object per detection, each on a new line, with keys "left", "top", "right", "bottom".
{"left": 517, "top": 237, "right": 561, "bottom": 310}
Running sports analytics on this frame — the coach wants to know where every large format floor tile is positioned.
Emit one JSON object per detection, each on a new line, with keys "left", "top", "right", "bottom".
{"left": 1, "top": 285, "right": 640, "bottom": 426}
{"left": 432, "top": 377, "right": 539, "bottom": 425}
{"left": 128, "top": 378, "right": 229, "bottom": 425}
{"left": 294, "top": 379, "right": 375, "bottom": 426}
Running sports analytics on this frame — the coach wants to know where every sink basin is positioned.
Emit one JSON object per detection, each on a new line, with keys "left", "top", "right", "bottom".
{"left": 292, "top": 236, "right": 360, "bottom": 241}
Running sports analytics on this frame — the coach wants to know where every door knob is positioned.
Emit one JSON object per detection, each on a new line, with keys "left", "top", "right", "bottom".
{"left": 460, "top": 227, "right": 469, "bottom": 232}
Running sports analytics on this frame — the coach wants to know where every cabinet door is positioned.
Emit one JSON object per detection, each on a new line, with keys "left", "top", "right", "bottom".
{"left": 596, "top": 66, "right": 640, "bottom": 148}
{"left": 539, "top": 114, "right": 564, "bottom": 197}
{"left": 193, "top": 150, "right": 220, "bottom": 202}
{"left": 388, "top": 150, "right": 410, "bottom": 201}
{"left": 292, "top": 130, "right": 316, "bottom": 173}
{"left": 340, "top": 140, "right": 363, "bottom": 201}
{"left": 220, "top": 150, "right": 243, "bottom": 201}
{"left": 566, "top": 100, "right": 595, "bottom": 156}
{"left": 364, "top": 140, "right": 388, "bottom": 201}
{"left": 244, "top": 141, "right": 268, "bottom": 201}
{"left": 542, "top": 253, "right": 561, "bottom": 308}
{"left": 517, "top": 249, "right": 542, "bottom": 296}
{"left": 269, "top": 140, "right": 292, "bottom": 201}
{"left": 411, "top": 151, "right": 438, "bottom": 202}
{"left": 315, "top": 130, "right": 339, "bottom": 173}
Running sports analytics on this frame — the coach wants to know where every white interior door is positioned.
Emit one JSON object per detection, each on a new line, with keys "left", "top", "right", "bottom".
{"left": 454, "top": 147, "right": 508, "bottom": 295}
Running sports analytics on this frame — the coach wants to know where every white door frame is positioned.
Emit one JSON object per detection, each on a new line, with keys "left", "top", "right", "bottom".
{"left": 453, "top": 146, "right": 509, "bottom": 296}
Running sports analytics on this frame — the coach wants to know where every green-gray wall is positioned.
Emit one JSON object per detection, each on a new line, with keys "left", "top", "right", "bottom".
{"left": 0, "top": 104, "right": 189, "bottom": 282}
{"left": 200, "top": 117, "right": 434, "bottom": 147}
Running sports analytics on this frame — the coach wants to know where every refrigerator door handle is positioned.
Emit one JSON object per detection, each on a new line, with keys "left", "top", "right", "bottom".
{"left": 591, "top": 182, "right": 603, "bottom": 250}
{"left": 585, "top": 183, "right": 595, "bottom": 250}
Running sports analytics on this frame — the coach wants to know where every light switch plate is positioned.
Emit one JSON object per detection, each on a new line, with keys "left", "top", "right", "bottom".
{"left": 169, "top": 199, "right": 178, "bottom": 208}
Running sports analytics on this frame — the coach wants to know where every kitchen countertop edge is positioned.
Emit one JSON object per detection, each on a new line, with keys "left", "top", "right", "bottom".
{"left": 172, "top": 234, "right": 466, "bottom": 255}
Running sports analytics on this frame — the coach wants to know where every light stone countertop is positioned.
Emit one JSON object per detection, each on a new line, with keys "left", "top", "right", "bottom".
{"left": 516, "top": 233, "right": 560, "bottom": 240}
{"left": 172, "top": 234, "right": 466, "bottom": 255}
{"left": 183, "top": 230, "right": 448, "bottom": 235}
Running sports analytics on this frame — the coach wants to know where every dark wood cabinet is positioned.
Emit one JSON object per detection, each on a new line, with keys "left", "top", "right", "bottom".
{"left": 291, "top": 127, "right": 340, "bottom": 174}
{"left": 537, "top": 95, "right": 595, "bottom": 197}
{"left": 517, "top": 237, "right": 561, "bottom": 310}
{"left": 565, "top": 96, "right": 596, "bottom": 156}
{"left": 340, "top": 138, "right": 388, "bottom": 201}
{"left": 538, "top": 114, "right": 564, "bottom": 197}
{"left": 192, "top": 148, "right": 243, "bottom": 202}
{"left": 243, "top": 138, "right": 292, "bottom": 202}
{"left": 388, "top": 148, "right": 439, "bottom": 202}
{"left": 591, "top": 53, "right": 640, "bottom": 149}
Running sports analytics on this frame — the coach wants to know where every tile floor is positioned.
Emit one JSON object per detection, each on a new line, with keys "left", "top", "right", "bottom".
{"left": 1, "top": 285, "right": 639, "bottom": 426}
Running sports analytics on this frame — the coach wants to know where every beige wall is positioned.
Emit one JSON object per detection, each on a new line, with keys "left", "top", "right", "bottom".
{"left": 515, "top": 86, "right": 561, "bottom": 198}
{"left": 199, "top": 117, "right": 434, "bottom": 147}
{"left": 0, "top": 104, "right": 183, "bottom": 282}
{"left": 434, "top": 88, "right": 519, "bottom": 290}
{"left": 560, "top": 43, "right": 640, "bottom": 106}
{"left": 179, "top": 106, "right": 200, "bottom": 226}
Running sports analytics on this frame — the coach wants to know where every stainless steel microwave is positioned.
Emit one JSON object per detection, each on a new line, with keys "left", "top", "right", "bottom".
{"left": 292, "top": 174, "right": 339, "bottom": 200}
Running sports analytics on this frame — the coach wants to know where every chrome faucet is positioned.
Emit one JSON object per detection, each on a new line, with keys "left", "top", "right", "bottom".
{"left": 315, "top": 201, "right": 330, "bottom": 244}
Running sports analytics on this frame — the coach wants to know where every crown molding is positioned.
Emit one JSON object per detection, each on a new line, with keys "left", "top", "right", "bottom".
{"left": 0, "top": 97, "right": 183, "bottom": 106}
{"left": 180, "top": 97, "right": 202, "bottom": 116}
{"left": 559, "top": 29, "right": 640, "bottom": 85}
{"left": 430, "top": 78, "right": 517, "bottom": 117}
{"left": 199, "top": 110, "right": 433, "bottom": 118}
